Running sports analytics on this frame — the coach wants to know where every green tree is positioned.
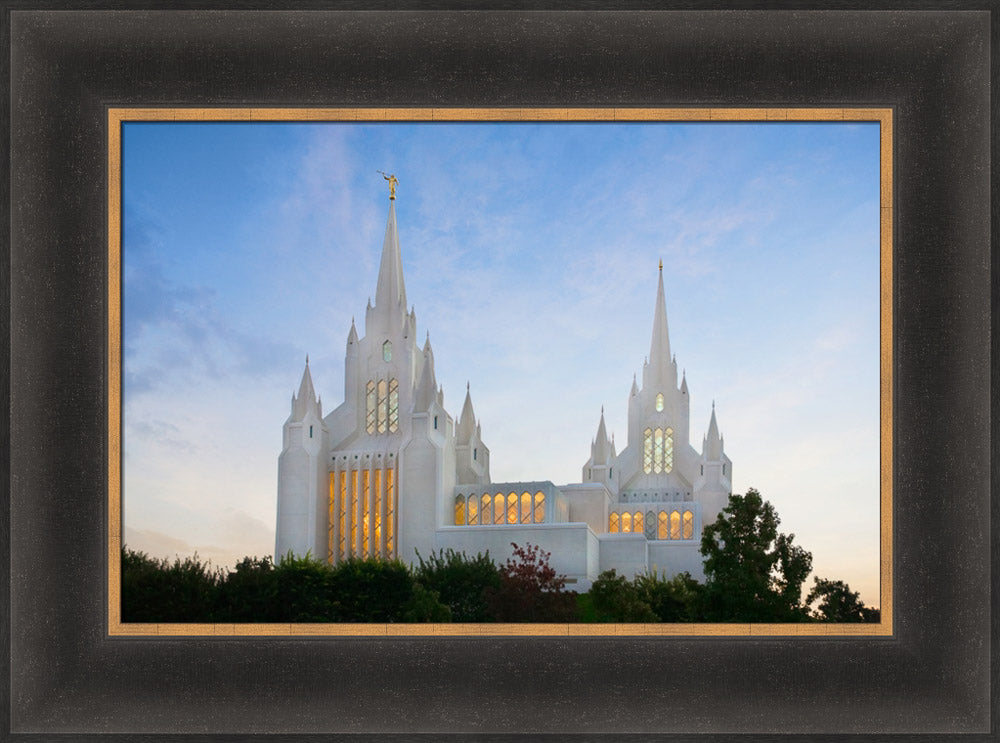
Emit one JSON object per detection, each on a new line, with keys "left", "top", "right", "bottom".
{"left": 589, "top": 570, "right": 657, "bottom": 622}
{"left": 700, "top": 489, "right": 813, "bottom": 622}
{"left": 413, "top": 549, "right": 501, "bottom": 622}
{"left": 487, "top": 543, "right": 577, "bottom": 622}
{"left": 807, "top": 577, "right": 880, "bottom": 623}
{"left": 121, "top": 548, "right": 221, "bottom": 622}
{"left": 215, "top": 556, "right": 278, "bottom": 621}
{"left": 326, "top": 556, "right": 448, "bottom": 622}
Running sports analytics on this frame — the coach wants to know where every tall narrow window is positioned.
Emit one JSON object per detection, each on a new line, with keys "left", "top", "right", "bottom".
{"left": 655, "top": 392, "right": 664, "bottom": 412}
{"left": 473, "top": 448, "right": 477, "bottom": 461}
{"left": 670, "top": 511, "right": 681, "bottom": 540}
{"left": 657, "top": 510, "right": 669, "bottom": 539}
{"left": 609, "top": 512, "right": 620, "bottom": 533}
{"left": 388, "top": 378, "right": 399, "bottom": 432}
{"left": 633, "top": 511, "right": 644, "bottom": 534}
{"left": 385, "top": 468, "right": 395, "bottom": 556}
{"left": 373, "top": 469, "right": 382, "bottom": 555}
{"left": 362, "top": 470, "right": 371, "bottom": 555}
{"left": 310, "top": 425, "right": 313, "bottom": 438}
{"left": 382, "top": 339, "right": 392, "bottom": 362}
{"left": 653, "top": 428, "right": 664, "bottom": 473}
{"left": 682, "top": 510, "right": 694, "bottom": 539}
{"left": 664, "top": 427, "right": 674, "bottom": 473}
{"left": 533, "top": 491, "right": 545, "bottom": 523}
{"left": 377, "top": 380, "right": 388, "bottom": 433}
{"left": 467, "top": 495, "right": 479, "bottom": 525}
{"left": 349, "top": 470, "right": 359, "bottom": 555}
{"left": 494, "top": 493, "right": 505, "bottom": 525}
{"left": 433, "top": 415, "right": 438, "bottom": 430}
{"left": 481, "top": 494, "right": 492, "bottom": 524}
{"left": 366, "top": 381, "right": 376, "bottom": 434}
{"left": 454, "top": 494, "right": 466, "bottom": 525}
{"left": 645, "top": 510, "right": 656, "bottom": 539}
{"left": 621, "top": 511, "right": 633, "bottom": 533}
{"left": 327, "top": 473, "right": 335, "bottom": 564}
{"left": 507, "top": 493, "right": 518, "bottom": 524}
{"left": 643, "top": 428, "right": 653, "bottom": 474}
{"left": 338, "top": 471, "right": 346, "bottom": 559}
{"left": 520, "top": 492, "right": 532, "bottom": 523}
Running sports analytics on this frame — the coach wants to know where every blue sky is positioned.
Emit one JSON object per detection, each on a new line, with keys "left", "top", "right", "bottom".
{"left": 121, "top": 120, "right": 881, "bottom": 606}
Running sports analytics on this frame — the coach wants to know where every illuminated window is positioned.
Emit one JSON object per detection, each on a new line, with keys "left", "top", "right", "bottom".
{"left": 664, "top": 427, "right": 674, "bottom": 473}
{"left": 653, "top": 428, "right": 664, "bottom": 473}
{"left": 362, "top": 470, "right": 370, "bottom": 555}
{"left": 376, "top": 380, "right": 388, "bottom": 433}
{"left": 657, "top": 511, "right": 669, "bottom": 539}
{"left": 655, "top": 392, "right": 664, "bottom": 412}
{"left": 388, "top": 378, "right": 399, "bottom": 432}
{"left": 494, "top": 493, "right": 505, "bottom": 524}
{"left": 621, "top": 511, "right": 632, "bottom": 533}
{"left": 467, "top": 495, "right": 479, "bottom": 525}
{"left": 481, "top": 494, "right": 492, "bottom": 524}
{"left": 633, "top": 511, "right": 644, "bottom": 534}
{"left": 338, "top": 471, "right": 346, "bottom": 559}
{"left": 373, "top": 469, "right": 382, "bottom": 554}
{"left": 454, "top": 494, "right": 466, "bottom": 525}
{"left": 520, "top": 492, "right": 532, "bottom": 523}
{"left": 506, "top": 493, "right": 518, "bottom": 524}
{"left": 645, "top": 510, "right": 656, "bottom": 539}
{"left": 366, "top": 381, "right": 376, "bottom": 434}
{"left": 382, "top": 339, "right": 392, "bottom": 362}
{"left": 683, "top": 510, "right": 694, "bottom": 539}
{"left": 609, "top": 512, "right": 620, "bottom": 532}
{"left": 327, "top": 473, "right": 335, "bottom": 563}
{"left": 533, "top": 491, "right": 545, "bottom": 523}
{"left": 386, "top": 467, "right": 395, "bottom": 557}
{"left": 349, "top": 470, "right": 359, "bottom": 555}
{"left": 670, "top": 511, "right": 681, "bottom": 540}
{"left": 643, "top": 428, "right": 653, "bottom": 473}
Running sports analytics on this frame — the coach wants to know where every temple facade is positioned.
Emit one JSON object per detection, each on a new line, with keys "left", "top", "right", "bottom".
{"left": 275, "top": 193, "right": 731, "bottom": 588}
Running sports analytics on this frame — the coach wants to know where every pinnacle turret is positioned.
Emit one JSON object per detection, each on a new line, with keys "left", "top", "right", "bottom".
{"left": 704, "top": 401, "right": 723, "bottom": 460}
{"left": 457, "top": 382, "right": 476, "bottom": 442}
{"left": 291, "top": 356, "right": 320, "bottom": 420}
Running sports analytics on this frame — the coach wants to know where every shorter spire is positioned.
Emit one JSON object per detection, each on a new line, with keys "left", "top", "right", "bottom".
{"left": 704, "top": 404, "right": 723, "bottom": 460}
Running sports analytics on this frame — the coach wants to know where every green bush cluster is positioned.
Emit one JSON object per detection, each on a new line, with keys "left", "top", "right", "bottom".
{"left": 123, "top": 490, "right": 880, "bottom": 624}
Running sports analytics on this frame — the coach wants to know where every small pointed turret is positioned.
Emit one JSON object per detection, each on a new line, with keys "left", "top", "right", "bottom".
{"left": 413, "top": 338, "right": 438, "bottom": 412}
{"left": 631, "top": 374, "right": 639, "bottom": 397}
{"left": 347, "top": 318, "right": 358, "bottom": 345}
{"left": 704, "top": 401, "right": 723, "bottom": 460}
{"left": 292, "top": 357, "right": 319, "bottom": 420}
{"left": 457, "top": 382, "right": 476, "bottom": 442}
{"left": 592, "top": 407, "right": 612, "bottom": 464}
{"left": 680, "top": 370, "right": 688, "bottom": 395}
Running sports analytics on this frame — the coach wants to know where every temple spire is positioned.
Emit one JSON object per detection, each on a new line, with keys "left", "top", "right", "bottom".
{"left": 649, "top": 259, "right": 671, "bottom": 368}
{"left": 704, "top": 402, "right": 723, "bottom": 460}
{"left": 374, "top": 200, "right": 407, "bottom": 313}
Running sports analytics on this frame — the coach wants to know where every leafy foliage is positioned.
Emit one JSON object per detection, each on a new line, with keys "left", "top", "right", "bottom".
{"left": 121, "top": 549, "right": 221, "bottom": 622}
{"left": 633, "top": 571, "right": 703, "bottom": 622}
{"left": 807, "top": 577, "right": 880, "bottom": 623}
{"left": 589, "top": 570, "right": 657, "bottom": 622}
{"left": 700, "top": 489, "right": 812, "bottom": 622}
{"left": 413, "top": 549, "right": 501, "bottom": 622}
{"left": 486, "top": 543, "right": 577, "bottom": 622}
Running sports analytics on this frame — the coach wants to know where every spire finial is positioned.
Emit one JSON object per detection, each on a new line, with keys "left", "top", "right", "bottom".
{"left": 467, "top": 381, "right": 470, "bottom": 391}
{"left": 305, "top": 353, "right": 309, "bottom": 365}
{"left": 378, "top": 170, "right": 398, "bottom": 200}
{"left": 659, "top": 258, "right": 663, "bottom": 272}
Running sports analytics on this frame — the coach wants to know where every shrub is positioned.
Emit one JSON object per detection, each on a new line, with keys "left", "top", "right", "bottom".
{"left": 121, "top": 548, "right": 221, "bottom": 622}
{"left": 215, "top": 555, "right": 278, "bottom": 621}
{"left": 633, "top": 571, "right": 703, "bottom": 622}
{"left": 486, "top": 543, "right": 577, "bottom": 622}
{"left": 589, "top": 570, "right": 657, "bottom": 622}
{"left": 414, "top": 549, "right": 501, "bottom": 622}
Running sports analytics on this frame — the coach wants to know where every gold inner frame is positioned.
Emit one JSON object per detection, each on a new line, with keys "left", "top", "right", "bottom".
{"left": 107, "top": 107, "right": 893, "bottom": 637}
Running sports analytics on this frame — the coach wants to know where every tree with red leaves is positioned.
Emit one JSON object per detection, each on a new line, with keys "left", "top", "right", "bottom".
{"left": 486, "top": 543, "right": 577, "bottom": 622}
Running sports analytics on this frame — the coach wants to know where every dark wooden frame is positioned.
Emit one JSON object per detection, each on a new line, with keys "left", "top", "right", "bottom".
{"left": 5, "top": 4, "right": 995, "bottom": 739}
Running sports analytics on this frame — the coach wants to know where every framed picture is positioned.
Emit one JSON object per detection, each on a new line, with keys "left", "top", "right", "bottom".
{"left": 7, "top": 6, "right": 993, "bottom": 739}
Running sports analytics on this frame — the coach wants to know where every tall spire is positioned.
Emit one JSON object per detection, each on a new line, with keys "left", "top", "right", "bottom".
{"left": 374, "top": 200, "right": 407, "bottom": 313}
{"left": 649, "top": 259, "right": 671, "bottom": 369}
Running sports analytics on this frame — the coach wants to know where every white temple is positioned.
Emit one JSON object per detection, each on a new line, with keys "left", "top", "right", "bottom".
{"left": 275, "top": 189, "right": 732, "bottom": 589}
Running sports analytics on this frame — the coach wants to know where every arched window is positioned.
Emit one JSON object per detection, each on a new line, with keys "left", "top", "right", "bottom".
{"left": 454, "top": 495, "right": 465, "bottom": 525}
{"left": 382, "top": 339, "right": 392, "bottom": 362}
{"left": 533, "top": 491, "right": 545, "bottom": 523}
{"left": 633, "top": 511, "right": 644, "bottom": 534}
{"left": 644, "top": 510, "right": 656, "bottom": 539}
{"left": 682, "top": 510, "right": 694, "bottom": 539}
{"left": 670, "top": 511, "right": 681, "bottom": 540}
{"left": 655, "top": 392, "right": 664, "bottom": 412}
{"left": 366, "top": 381, "right": 376, "bottom": 434}
{"left": 621, "top": 511, "right": 633, "bottom": 533}
{"left": 520, "top": 492, "right": 532, "bottom": 523}
{"left": 663, "top": 427, "right": 674, "bottom": 473}
{"left": 494, "top": 493, "right": 505, "bottom": 525}
{"left": 388, "top": 378, "right": 399, "bottom": 432}
{"left": 481, "top": 493, "right": 492, "bottom": 524}
{"left": 507, "top": 493, "right": 519, "bottom": 524}
{"left": 377, "top": 379, "right": 388, "bottom": 433}
{"left": 657, "top": 511, "right": 669, "bottom": 539}
{"left": 653, "top": 428, "right": 664, "bottom": 473}
{"left": 643, "top": 428, "right": 653, "bottom": 473}
{"left": 609, "top": 512, "right": 620, "bottom": 533}
{"left": 467, "top": 495, "right": 479, "bottom": 525}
